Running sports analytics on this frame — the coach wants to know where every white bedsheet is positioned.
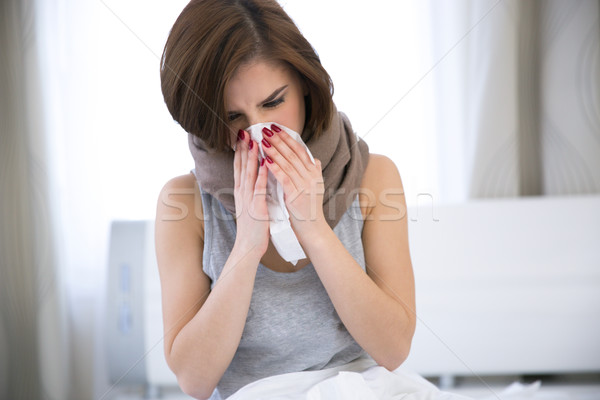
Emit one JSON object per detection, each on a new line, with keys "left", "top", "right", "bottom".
{"left": 227, "top": 358, "right": 542, "bottom": 400}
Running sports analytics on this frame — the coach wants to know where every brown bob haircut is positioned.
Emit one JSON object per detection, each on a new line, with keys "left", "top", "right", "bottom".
{"left": 160, "top": 0, "right": 334, "bottom": 152}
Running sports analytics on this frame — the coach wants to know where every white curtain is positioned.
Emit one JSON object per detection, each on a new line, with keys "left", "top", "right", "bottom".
{"left": 429, "top": 0, "right": 600, "bottom": 203}
{"left": 2, "top": 0, "right": 190, "bottom": 398}
{"left": 0, "top": 0, "right": 70, "bottom": 399}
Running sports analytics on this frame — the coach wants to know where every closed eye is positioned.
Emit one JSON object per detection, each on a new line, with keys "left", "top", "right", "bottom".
{"left": 263, "top": 96, "right": 284, "bottom": 108}
{"left": 227, "top": 85, "right": 288, "bottom": 121}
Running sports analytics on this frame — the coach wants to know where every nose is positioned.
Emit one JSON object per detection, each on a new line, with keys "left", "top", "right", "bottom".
{"left": 245, "top": 113, "right": 263, "bottom": 130}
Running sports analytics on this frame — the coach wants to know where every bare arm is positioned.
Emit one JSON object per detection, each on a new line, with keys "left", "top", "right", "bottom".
{"left": 262, "top": 127, "right": 416, "bottom": 370}
{"left": 155, "top": 174, "right": 258, "bottom": 398}
{"left": 156, "top": 136, "right": 269, "bottom": 399}
{"left": 299, "top": 155, "right": 416, "bottom": 370}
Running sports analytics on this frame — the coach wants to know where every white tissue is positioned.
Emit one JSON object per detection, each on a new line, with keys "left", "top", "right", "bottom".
{"left": 245, "top": 122, "right": 315, "bottom": 266}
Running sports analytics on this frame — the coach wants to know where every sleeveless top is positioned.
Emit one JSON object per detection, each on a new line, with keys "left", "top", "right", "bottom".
{"left": 199, "top": 187, "right": 373, "bottom": 399}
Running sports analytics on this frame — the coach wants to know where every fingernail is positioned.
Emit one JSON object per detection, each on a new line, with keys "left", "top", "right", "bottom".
{"left": 262, "top": 127, "right": 274, "bottom": 137}
{"left": 249, "top": 140, "right": 254, "bottom": 150}
{"left": 265, "top": 156, "right": 273, "bottom": 164}
{"left": 238, "top": 129, "right": 245, "bottom": 141}
{"left": 261, "top": 158, "right": 265, "bottom": 166}
{"left": 271, "top": 125, "right": 281, "bottom": 133}
{"left": 261, "top": 138, "right": 271, "bottom": 148}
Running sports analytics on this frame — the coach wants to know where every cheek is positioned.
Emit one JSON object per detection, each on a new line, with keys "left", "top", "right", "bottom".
{"left": 280, "top": 96, "right": 305, "bottom": 133}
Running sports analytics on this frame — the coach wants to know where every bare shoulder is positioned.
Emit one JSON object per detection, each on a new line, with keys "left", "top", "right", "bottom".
{"left": 361, "top": 153, "right": 402, "bottom": 189}
{"left": 358, "top": 154, "right": 405, "bottom": 219}
{"left": 162, "top": 172, "right": 197, "bottom": 188}
{"left": 156, "top": 172, "right": 204, "bottom": 238}
{"left": 159, "top": 172, "right": 199, "bottom": 195}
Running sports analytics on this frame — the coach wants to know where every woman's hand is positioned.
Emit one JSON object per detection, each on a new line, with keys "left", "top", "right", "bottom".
{"left": 260, "top": 124, "right": 328, "bottom": 241}
{"left": 232, "top": 129, "right": 270, "bottom": 258}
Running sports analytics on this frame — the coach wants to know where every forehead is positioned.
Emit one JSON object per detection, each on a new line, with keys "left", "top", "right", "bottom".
{"left": 226, "top": 60, "right": 295, "bottom": 99}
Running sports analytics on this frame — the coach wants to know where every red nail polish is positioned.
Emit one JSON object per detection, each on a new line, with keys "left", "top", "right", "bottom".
{"left": 249, "top": 140, "right": 254, "bottom": 150}
{"left": 262, "top": 127, "right": 274, "bottom": 137}
{"left": 266, "top": 156, "right": 273, "bottom": 164}
{"left": 238, "top": 129, "right": 245, "bottom": 141}
{"left": 261, "top": 158, "right": 265, "bottom": 166}
{"left": 261, "top": 138, "right": 271, "bottom": 148}
{"left": 271, "top": 125, "right": 281, "bottom": 133}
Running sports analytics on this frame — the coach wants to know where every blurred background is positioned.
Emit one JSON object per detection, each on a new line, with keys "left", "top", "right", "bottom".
{"left": 1, "top": 0, "right": 599, "bottom": 399}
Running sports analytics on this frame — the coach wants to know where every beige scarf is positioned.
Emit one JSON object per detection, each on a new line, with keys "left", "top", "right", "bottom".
{"left": 188, "top": 110, "right": 369, "bottom": 229}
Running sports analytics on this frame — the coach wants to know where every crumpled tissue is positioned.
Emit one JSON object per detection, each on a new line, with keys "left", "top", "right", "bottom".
{"left": 245, "top": 122, "right": 315, "bottom": 266}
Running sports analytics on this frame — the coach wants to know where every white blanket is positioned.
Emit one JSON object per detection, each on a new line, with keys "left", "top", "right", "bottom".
{"left": 226, "top": 358, "right": 542, "bottom": 400}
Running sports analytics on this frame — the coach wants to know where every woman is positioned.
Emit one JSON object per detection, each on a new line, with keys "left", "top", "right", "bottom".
{"left": 156, "top": 0, "right": 415, "bottom": 399}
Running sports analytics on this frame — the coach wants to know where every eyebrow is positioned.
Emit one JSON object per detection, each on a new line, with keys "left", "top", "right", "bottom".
{"left": 227, "top": 85, "right": 289, "bottom": 116}
{"left": 259, "top": 85, "right": 288, "bottom": 106}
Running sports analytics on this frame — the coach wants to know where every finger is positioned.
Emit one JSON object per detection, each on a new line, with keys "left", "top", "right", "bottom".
{"left": 264, "top": 155, "right": 298, "bottom": 196}
{"left": 254, "top": 158, "right": 268, "bottom": 195}
{"left": 239, "top": 131, "right": 249, "bottom": 193}
{"left": 261, "top": 141, "right": 305, "bottom": 192}
{"left": 262, "top": 129, "right": 311, "bottom": 185}
{"left": 233, "top": 138, "right": 242, "bottom": 190}
{"left": 245, "top": 139, "right": 259, "bottom": 189}
{"left": 248, "top": 160, "right": 268, "bottom": 223}
{"left": 271, "top": 124, "right": 314, "bottom": 167}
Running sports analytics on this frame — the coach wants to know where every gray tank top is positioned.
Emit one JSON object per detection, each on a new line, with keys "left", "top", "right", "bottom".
{"left": 199, "top": 187, "right": 372, "bottom": 399}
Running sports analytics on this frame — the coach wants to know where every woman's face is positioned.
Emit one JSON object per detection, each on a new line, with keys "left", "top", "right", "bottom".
{"left": 224, "top": 59, "right": 307, "bottom": 146}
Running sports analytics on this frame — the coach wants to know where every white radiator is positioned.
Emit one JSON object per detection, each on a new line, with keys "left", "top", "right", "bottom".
{"left": 105, "top": 195, "right": 600, "bottom": 391}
